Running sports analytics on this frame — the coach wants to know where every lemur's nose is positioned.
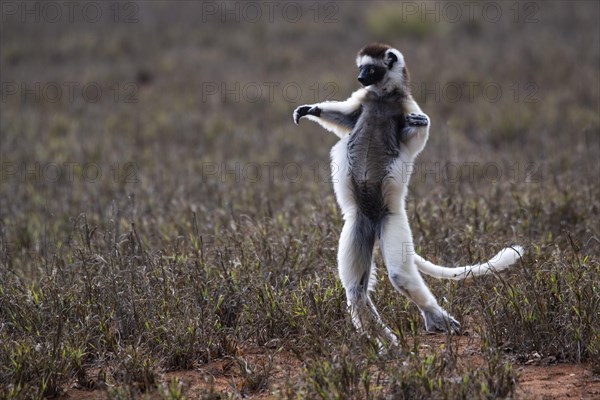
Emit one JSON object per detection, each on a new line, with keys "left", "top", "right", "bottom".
{"left": 357, "top": 65, "right": 373, "bottom": 86}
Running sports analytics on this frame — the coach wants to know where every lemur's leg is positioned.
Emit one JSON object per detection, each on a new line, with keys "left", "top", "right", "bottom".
{"left": 380, "top": 212, "right": 460, "bottom": 333}
{"left": 338, "top": 213, "right": 398, "bottom": 345}
{"left": 293, "top": 89, "right": 366, "bottom": 138}
{"left": 366, "top": 290, "right": 399, "bottom": 346}
{"left": 338, "top": 214, "right": 373, "bottom": 332}
{"left": 363, "top": 256, "right": 399, "bottom": 346}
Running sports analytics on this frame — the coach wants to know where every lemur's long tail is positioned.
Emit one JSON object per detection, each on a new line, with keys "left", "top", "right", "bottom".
{"left": 414, "top": 246, "right": 524, "bottom": 280}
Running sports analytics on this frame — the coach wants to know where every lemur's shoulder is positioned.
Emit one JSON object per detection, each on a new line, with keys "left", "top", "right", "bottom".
{"left": 348, "top": 88, "right": 370, "bottom": 104}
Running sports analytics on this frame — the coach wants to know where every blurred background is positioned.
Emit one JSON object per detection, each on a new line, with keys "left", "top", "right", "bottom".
{"left": 1, "top": 1, "right": 598, "bottom": 251}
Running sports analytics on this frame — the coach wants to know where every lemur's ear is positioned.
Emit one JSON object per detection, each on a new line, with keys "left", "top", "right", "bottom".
{"left": 385, "top": 51, "right": 398, "bottom": 69}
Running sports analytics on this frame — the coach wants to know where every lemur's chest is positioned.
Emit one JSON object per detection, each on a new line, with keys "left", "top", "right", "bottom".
{"left": 347, "top": 103, "right": 406, "bottom": 183}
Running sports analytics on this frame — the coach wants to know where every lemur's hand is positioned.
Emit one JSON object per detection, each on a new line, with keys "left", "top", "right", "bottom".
{"left": 293, "top": 105, "right": 321, "bottom": 125}
{"left": 406, "top": 112, "right": 429, "bottom": 127}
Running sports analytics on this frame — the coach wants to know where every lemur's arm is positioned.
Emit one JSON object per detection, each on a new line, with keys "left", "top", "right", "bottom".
{"left": 293, "top": 89, "right": 366, "bottom": 139}
{"left": 399, "top": 96, "right": 430, "bottom": 157}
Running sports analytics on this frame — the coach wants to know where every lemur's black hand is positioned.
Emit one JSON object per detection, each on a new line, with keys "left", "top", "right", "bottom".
{"left": 406, "top": 112, "right": 429, "bottom": 127}
{"left": 293, "top": 105, "right": 321, "bottom": 125}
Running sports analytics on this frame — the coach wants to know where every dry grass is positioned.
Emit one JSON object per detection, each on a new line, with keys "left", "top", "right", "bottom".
{"left": 1, "top": 1, "right": 599, "bottom": 399}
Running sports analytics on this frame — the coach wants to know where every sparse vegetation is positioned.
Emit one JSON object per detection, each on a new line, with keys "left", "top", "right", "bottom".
{"left": 367, "top": 5, "right": 440, "bottom": 41}
{"left": 1, "top": 1, "right": 599, "bottom": 399}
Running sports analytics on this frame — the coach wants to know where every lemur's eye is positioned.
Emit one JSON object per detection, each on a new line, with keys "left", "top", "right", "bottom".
{"left": 369, "top": 68, "right": 375, "bottom": 74}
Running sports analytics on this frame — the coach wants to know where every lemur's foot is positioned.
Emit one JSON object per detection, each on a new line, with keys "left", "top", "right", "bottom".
{"left": 293, "top": 105, "right": 321, "bottom": 124}
{"left": 422, "top": 308, "right": 461, "bottom": 334}
{"left": 406, "top": 112, "right": 429, "bottom": 127}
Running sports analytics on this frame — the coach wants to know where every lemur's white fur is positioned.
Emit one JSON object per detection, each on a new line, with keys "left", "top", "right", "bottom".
{"left": 300, "top": 89, "right": 367, "bottom": 138}
{"left": 294, "top": 44, "right": 523, "bottom": 344}
{"left": 414, "top": 246, "right": 523, "bottom": 280}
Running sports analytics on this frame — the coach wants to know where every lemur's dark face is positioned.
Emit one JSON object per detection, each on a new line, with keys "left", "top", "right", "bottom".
{"left": 356, "top": 44, "right": 406, "bottom": 91}
{"left": 357, "top": 64, "right": 387, "bottom": 86}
